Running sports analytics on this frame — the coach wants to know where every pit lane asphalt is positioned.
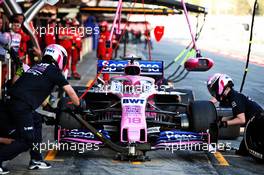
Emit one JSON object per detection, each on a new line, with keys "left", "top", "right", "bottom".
{"left": 5, "top": 40, "right": 264, "bottom": 175}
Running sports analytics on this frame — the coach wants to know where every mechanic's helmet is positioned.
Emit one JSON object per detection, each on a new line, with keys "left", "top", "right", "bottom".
{"left": 42, "top": 44, "right": 68, "bottom": 71}
{"left": 207, "top": 73, "right": 234, "bottom": 101}
{"left": 124, "top": 60, "right": 141, "bottom": 76}
{"left": 99, "top": 21, "right": 108, "bottom": 31}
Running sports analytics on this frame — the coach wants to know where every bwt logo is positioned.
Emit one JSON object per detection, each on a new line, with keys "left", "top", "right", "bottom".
{"left": 123, "top": 98, "right": 145, "bottom": 104}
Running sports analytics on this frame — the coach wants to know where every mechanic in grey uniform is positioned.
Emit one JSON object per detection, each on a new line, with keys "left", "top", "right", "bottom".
{"left": 207, "top": 73, "right": 264, "bottom": 156}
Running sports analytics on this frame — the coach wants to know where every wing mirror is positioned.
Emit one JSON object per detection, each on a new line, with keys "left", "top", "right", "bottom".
{"left": 184, "top": 57, "right": 214, "bottom": 71}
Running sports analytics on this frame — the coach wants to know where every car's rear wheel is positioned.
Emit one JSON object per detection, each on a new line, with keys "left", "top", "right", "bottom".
{"left": 59, "top": 112, "right": 83, "bottom": 129}
{"left": 219, "top": 116, "right": 240, "bottom": 139}
{"left": 217, "top": 106, "right": 240, "bottom": 139}
{"left": 189, "top": 101, "right": 218, "bottom": 144}
{"left": 245, "top": 115, "right": 264, "bottom": 162}
{"left": 56, "top": 97, "right": 83, "bottom": 129}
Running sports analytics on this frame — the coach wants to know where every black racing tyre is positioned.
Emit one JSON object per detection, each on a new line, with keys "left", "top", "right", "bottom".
{"left": 218, "top": 116, "right": 240, "bottom": 139}
{"left": 189, "top": 101, "right": 218, "bottom": 143}
{"left": 174, "top": 89, "right": 194, "bottom": 104}
{"left": 59, "top": 112, "right": 83, "bottom": 129}
{"left": 218, "top": 114, "right": 240, "bottom": 140}
{"left": 219, "top": 125, "right": 240, "bottom": 139}
{"left": 217, "top": 106, "right": 240, "bottom": 139}
{"left": 244, "top": 115, "right": 264, "bottom": 162}
{"left": 57, "top": 97, "right": 83, "bottom": 129}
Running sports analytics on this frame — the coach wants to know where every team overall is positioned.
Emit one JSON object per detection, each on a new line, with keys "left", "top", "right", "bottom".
{"left": 0, "top": 63, "right": 69, "bottom": 164}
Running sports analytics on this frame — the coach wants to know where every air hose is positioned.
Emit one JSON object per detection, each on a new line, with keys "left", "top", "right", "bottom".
{"left": 165, "top": 13, "right": 206, "bottom": 83}
{"left": 168, "top": 49, "right": 196, "bottom": 82}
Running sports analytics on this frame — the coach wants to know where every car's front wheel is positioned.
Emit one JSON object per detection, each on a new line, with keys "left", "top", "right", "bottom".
{"left": 188, "top": 101, "right": 218, "bottom": 144}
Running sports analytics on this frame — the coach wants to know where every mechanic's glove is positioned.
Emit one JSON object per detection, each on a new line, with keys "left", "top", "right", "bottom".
{"left": 15, "top": 66, "right": 24, "bottom": 76}
{"left": 74, "top": 99, "right": 86, "bottom": 113}
{"left": 218, "top": 120, "right": 228, "bottom": 128}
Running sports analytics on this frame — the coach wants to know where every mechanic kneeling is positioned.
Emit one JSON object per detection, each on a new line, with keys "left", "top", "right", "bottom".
{"left": 207, "top": 73, "right": 264, "bottom": 158}
{"left": 0, "top": 44, "right": 83, "bottom": 174}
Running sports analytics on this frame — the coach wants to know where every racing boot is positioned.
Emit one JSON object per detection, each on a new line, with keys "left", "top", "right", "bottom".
{"left": 72, "top": 72, "right": 81, "bottom": 80}
{"left": 0, "top": 163, "right": 9, "bottom": 175}
{"left": 28, "top": 159, "right": 51, "bottom": 170}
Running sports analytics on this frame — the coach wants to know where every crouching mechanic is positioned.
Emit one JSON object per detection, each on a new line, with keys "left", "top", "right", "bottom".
{"left": 207, "top": 73, "right": 264, "bottom": 157}
{"left": 0, "top": 44, "right": 83, "bottom": 174}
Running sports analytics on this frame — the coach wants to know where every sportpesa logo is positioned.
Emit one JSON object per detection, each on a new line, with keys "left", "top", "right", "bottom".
{"left": 98, "top": 60, "right": 163, "bottom": 74}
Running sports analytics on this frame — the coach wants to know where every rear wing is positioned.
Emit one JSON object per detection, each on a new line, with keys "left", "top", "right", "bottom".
{"left": 97, "top": 60, "right": 164, "bottom": 76}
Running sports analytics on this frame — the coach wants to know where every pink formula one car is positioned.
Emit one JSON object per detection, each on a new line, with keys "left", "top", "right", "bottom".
{"left": 55, "top": 58, "right": 219, "bottom": 161}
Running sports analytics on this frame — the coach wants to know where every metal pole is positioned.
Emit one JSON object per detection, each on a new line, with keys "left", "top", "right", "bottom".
{"left": 240, "top": 0, "right": 258, "bottom": 92}
{"left": 109, "top": 0, "right": 123, "bottom": 42}
{"left": 181, "top": 0, "right": 198, "bottom": 51}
